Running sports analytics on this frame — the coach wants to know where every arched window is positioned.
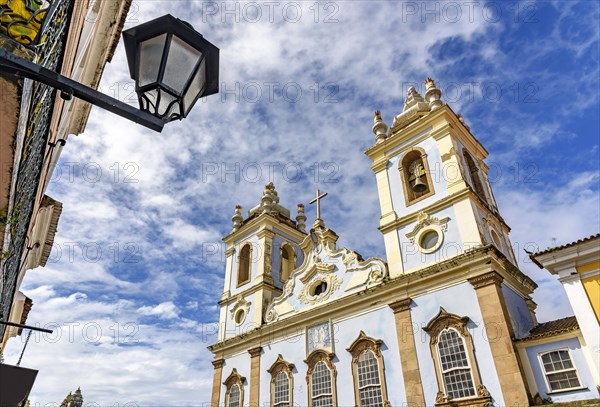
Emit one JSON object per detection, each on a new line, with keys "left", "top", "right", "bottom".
{"left": 437, "top": 328, "right": 475, "bottom": 399}
{"left": 424, "top": 308, "right": 491, "bottom": 406}
{"left": 463, "top": 150, "right": 486, "bottom": 201}
{"left": 237, "top": 244, "right": 251, "bottom": 287}
{"left": 268, "top": 355, "right": 295, "bottom": 407}
{"left": 347, "top": 331, "right": 390, "bottom": 407}
{"left": 223, "top": 369, "right": 245, "bottom": 407}
{"left": 305, "top": 350, "right": 337, "bottom": 407}
{"left": 228, "top": 384, "right": 241, "bottom": 407}
{"left": 399, "top": 147, "right": 435, "bottom": 206}
{"left": 280, "top": 244, "right": 296, "bottom": 284}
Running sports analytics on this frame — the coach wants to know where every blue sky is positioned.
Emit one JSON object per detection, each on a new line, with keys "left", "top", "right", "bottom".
{"left": 3, "top": 1, "right": 599, "bottom": 405}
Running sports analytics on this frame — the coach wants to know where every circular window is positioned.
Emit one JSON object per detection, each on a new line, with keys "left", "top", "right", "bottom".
{"left": 234, "top": 309, "right": 246, "bottom": 325}
{"left": 420, "top": 230, "right": 439, "bottom": 250}
{"left": 415, "top": 226, "right": 443, "bottom": 253}
{"left": 310, "top": 280, "right": 328, "bottom": 297}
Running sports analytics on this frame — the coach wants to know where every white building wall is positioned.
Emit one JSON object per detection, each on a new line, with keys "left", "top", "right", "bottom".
{"left": 220, "top": 351, "right": 251, "bottom": 405}
{"left": 257, "top": 306, "right": 406, "bottom": 406}
{"left": 410, "top": 282, "right": 506, "bottom": 406}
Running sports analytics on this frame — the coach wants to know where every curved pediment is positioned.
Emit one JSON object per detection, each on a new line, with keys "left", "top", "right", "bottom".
{"left": 265, "top": 224, "right": 388, "bottom": 323}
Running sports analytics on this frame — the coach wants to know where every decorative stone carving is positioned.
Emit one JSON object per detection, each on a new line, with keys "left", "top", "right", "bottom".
{"left": 298, "top": 272, "right": 343, "bottom": 305}
{"left": 477, "top": 384, "right": 490, "bottom": 398}
{"left": 264, "top": 225, "right": 387, "bottom": 322}
{"left": 229, "top": 295, "right": 251, "bottom": 324}
{"left": 405, "top": 212, "right": 450, "bottom": 244}
{"left": 248, "top": 183, "right": 291, "bottom": 218}
{"left": 423, "top": 307, "right": 471, "bottom": 346}
{"left": 392, "top": 86, "right": 431, "bottom": 130}
{"left": 264, "top": 242, "right": 272, "bottom": 279}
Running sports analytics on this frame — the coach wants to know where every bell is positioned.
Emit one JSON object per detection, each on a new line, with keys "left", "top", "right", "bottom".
{"left": 412, "top": 175, "right": 427, "bottom": 192}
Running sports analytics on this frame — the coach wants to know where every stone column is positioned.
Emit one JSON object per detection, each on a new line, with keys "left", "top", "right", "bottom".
{"left": 210, "top": 359, "right": 224, "bottom": 407}
{"left": 468, "top": 272, "right": 529, "bottom": 407}
{"left": 389, "top": 298, "right": 426, "bottom": 407}
{"left": 248, "top": 346, "right": 262, "bottom": 407}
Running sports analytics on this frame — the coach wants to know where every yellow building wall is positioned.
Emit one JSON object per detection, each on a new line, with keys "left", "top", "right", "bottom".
{"left": 577, "top": 261, "right": 600, "bottom": 323}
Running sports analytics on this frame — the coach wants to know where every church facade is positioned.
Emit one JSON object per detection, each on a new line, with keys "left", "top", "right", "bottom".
{"left": 208, "top": 79, "right": 599, "bottom": 407}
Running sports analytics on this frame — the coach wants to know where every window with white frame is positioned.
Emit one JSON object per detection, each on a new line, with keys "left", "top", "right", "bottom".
{"left": 227, "top": 383, "right": 241, "bottom": 407}
{"left": 437, "top": 328, "right": 476, "bottom": 399}
{"left": 311, "top": 361, "right": 334, "bottom": 407}
{"left": 223, "top": 368, "right": 245, "bottom": 407}
{"left": 357, "top": 349, "right": 385, "bottom": 406}
{"left": 268, "top": 354, "right": 294, "bottom": 407}
{"left": 540, "top": 349, "right": 582, "bottom": 392}
{"left": 424, "top": 308, "right": 490, "bottom": 405}
{"left": 274, "top": 371, "right": 290, "bottom": 407}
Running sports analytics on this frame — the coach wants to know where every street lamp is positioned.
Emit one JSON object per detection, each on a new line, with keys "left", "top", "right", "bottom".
{"left": 123, "top": 14, "right": 219, "bottom": 123}
{"left": 0, "top": 14, "right": 219, "bottom": 132}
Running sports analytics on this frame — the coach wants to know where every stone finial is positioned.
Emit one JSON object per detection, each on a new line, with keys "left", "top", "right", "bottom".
{"left": 456, "top": 113, "right": 470, "bottom": 131}
{"left": 372, "top": 110, "right": 388, "bottom": 144}
{"left": 392, "top": 86, "right": 431, "bottom": 129}
{"left": 424, "top": 77, "right": 443, "bottom": 110}
{"left": 260, "top": 183, "right": 275, "bottom": 213}
{"left": 248, "top": 183, "right": 291, "bottom": 219}
{"left": 296, "top": 203, "right": 307, "bottom": 232}
{"left": 403, "top": 87, "right": 425, "bottom": 112}
{"left": 232, "top": 205, "right": 243, "bottom": 231}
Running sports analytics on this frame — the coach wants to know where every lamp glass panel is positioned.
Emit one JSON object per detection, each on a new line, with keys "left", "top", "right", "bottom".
{"left": 163, "top": 36, "right": 203, "bottom": 94}
{"left": 183, "top": 58, "right": 206, "bottom": 114}
{"left": 157, "top": 90, "right": 179, "bottom": 117}
{"left": 138, "top": 34, "right": 167, "bottom": 87}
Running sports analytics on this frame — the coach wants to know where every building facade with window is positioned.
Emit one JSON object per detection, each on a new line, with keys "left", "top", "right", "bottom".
{"left": 0, "top": 0, "right": 132, "bottom": 347}
{"left": 208, "top": 79, "right": 599, "bottom": 407}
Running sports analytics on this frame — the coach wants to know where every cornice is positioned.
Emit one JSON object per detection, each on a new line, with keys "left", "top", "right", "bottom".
{"left": 257, "top": 228, "right": 275, "bottom": 240}
{"left": 364, "top": 105, "right": 488, "bottom": 162}
{"left": 218, "top": 282, "right": 282, "bottom": 305}
{"left": 208, "top": 246, "right": 536, "bottom": 356}
{"left": 379, "top": 188, "right": 470, "bottom": 233}
{"left": 223, "top": 212, "right": 306, "bottom": 244}
{"left": 371, "top": 158, "right": 390, "bottom": 173}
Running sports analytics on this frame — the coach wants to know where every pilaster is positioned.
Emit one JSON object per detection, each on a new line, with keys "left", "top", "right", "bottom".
{"left": 468, "top": 272, "right": 529, "bottom": 407}
{"left": 210, "top": 359, "right": 224, "bottom": 407}
{"left": 389, "top": 298, "right": 426, "bottom": 407}
{"left": 248, "top": 346, "right": 262, "bottom": 407}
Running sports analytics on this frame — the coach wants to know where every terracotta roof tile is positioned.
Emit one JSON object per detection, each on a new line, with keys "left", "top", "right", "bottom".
{"left": 518, "top": 316, "right": 579, "bottom": 342}
{"left": 532, "top": 234, "right": 600, "bottom": 257}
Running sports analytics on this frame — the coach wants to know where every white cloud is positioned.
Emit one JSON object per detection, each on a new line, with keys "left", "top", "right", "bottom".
{"left": 138, "top": 302, "right": 180, "bottom": 320}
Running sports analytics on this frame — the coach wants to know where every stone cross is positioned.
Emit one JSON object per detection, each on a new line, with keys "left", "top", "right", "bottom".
{"left": 309, "top": 189, "right": 328, "bottom": 220}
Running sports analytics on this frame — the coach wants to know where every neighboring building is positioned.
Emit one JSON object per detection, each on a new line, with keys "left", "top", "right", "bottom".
{"left": 0, "top": 0, "right": 132, "bottom": 347}
{"left": 60, "top": 387, "right": 84, "bottom": 407}
{"left": 521, "top": 235, "right": 600, "bottom": 403}
{"left": 208, "top": 79, "right": 599, "bottom": 406}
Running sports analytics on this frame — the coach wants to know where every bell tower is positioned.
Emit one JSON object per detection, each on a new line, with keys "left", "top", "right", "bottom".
{"left": 365, "top": 78, "right": 516, "bottom": 278}
{"left": 217, "top": 183, "right": 307, "bottom": 341}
